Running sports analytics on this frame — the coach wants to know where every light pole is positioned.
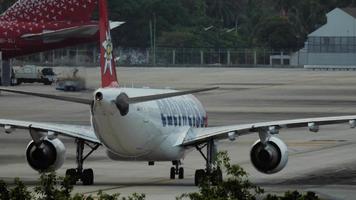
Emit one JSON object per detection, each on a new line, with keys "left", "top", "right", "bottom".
{"left": 149, "top": 13, "right": 157, "bottom": 66}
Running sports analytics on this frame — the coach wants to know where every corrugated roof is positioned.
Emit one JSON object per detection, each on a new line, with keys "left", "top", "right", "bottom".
{"left": 341, "top": 7, "right": 356, "bottom": 18}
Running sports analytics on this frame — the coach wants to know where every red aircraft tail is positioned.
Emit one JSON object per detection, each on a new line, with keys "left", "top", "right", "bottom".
{"left": 0, "top": 0, "right": 97, "bottom": 22}
{"left": 99, "top": 0, "right": 119, "bottom": 88}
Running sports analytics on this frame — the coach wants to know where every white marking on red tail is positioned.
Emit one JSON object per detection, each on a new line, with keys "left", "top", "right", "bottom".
{"left": 99, "top": 0, "right": 119, "bottom": 88}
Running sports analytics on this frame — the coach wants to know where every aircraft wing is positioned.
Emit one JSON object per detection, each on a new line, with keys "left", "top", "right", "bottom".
{"left": 21, "top": 22, "right": 124, "bottom": 43}
{"left": 181, "top": 115, "right": 356, "bottom": 146}
{"left": 0, "top": 119, "right": 100, "bottom": 144}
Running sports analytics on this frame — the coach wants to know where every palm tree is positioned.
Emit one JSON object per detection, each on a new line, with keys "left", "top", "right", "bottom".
{"left": 288, "top": 0, "right": 326, "bottom": 36}
{"left": 206, "top": 0, "right": 245, "bottom": 26}
{"left": 275, "top": 0, "right": 299, "bottom": 16}
{"left": 1, "top": 0, "right": 18, "bottom": 12}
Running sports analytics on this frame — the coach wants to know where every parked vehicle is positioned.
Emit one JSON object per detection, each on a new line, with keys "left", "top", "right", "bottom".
{"left": 13, "top": 65, "right": 56, "bottom": 85}
{"left": 55, "top": 68, "right": 86, "bottom": 91}
{"left": 55, "top": 78, "right": 86, "bottom": 91}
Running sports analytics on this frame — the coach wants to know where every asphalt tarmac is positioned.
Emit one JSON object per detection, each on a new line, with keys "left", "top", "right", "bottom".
{"left": 1, "top": 67, "right": 356, "bottom": 199}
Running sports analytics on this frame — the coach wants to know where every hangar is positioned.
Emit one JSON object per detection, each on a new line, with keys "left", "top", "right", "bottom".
{"left": 292, "top": 7, "right": 356, "bottom": 66}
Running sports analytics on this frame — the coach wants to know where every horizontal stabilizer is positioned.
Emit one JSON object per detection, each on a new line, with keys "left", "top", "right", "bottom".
{"left": 0, "top": 87, "right": 218, "bottom": 106}
{"left": 21, "top": 22, "right": 125, "bottom": 42}
{"left": 0, "top": 88, "right": 91, "bottom": 105}
{"left": 127, "top": 87, "right": 219, "bottom": 104}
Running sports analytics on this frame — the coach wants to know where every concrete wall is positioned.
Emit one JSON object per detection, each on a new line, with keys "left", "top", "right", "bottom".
{"left": 307, "top": 52, "right": 356, "bottom": 65}
{"left": 290, "top": 49, "right": 308, "bottom": 66}
{"left": 291, "top": 51, "right": 356, "bottom": 66}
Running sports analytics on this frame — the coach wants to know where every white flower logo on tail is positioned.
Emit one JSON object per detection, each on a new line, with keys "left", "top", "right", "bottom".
{"left": 102, "top": 31, "right": 113, "bottom": 75}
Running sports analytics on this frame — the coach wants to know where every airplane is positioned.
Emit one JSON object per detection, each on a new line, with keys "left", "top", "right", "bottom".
{"left": 1, "top": 0, "right": 356, "bottom": 186}
{"left": 0, "top": 0, "right": 123, "bottom": 59}
{"left": 0, "top": 0, "right": 123, "bottom": 86}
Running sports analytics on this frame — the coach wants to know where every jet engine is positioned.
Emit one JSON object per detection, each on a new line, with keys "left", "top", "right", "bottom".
{"left": 250, "top": 136, "right": 288, "bottom": 174}
{"left": 26, "top": 138, "right": 66, "bottom": 172}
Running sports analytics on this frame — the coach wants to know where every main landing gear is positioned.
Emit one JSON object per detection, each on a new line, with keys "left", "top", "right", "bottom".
{"left": 194, "top": 140, "right": 223, "bottom": 186}
{"left": 65, "top": 139, "right": 100, "bottom": 185}
{"left": 170, "top": 160, "right": 184, "bottom": 179}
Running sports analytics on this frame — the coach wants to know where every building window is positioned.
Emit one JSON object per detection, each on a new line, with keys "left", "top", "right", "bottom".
{"left": 308, "top": 36, "right": 356, "bottom": 53}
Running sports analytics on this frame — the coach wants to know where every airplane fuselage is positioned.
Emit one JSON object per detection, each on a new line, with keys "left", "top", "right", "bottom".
{"left": 91, "top": 87, "right": 208, "bottom": 161}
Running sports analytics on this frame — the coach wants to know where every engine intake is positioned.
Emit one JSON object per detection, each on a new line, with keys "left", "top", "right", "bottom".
{"left": 115, "top": 93, "right": 129, "bottom": 116}
{"left": 26, "top": 138, "right": 65, "bottom": 172}
{"left": 250, "top": 136, "right": 288, "bottom": 174}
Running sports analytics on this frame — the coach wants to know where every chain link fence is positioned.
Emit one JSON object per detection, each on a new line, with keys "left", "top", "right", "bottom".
{"left": 13, "top": 47, "right": 293, "bottom": 67}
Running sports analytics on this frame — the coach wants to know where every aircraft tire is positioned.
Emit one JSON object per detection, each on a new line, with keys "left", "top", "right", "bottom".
{"left": 212, "top": 168, "right": 223, "bottom": 185}
{"left": 178, "top": 167, "right": 184, "bottom": 179}
{"left": 194, "top": 169, "right": 205, "bottom": 186}
{"left": 170, "top": 167, "right": 175, "bottom": 179}
{"left": 82, "top": 168, "right": 94, "bottom": 185}
{"left": 65, "top": 168, "right": 77, "bottom": 185}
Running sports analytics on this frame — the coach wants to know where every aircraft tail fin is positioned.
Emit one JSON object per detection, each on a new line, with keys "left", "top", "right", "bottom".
{"left": 99, "top": 0, "right": 119, "bottom": 88}
{"left": 0, "top": 0, "right": 97, "bottom": 22}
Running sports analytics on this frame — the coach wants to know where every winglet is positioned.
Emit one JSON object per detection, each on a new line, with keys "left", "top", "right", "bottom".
{"left": 110, "top": 21, "right": 125, "bottom": 30}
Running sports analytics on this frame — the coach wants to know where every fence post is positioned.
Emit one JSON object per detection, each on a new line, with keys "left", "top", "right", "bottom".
{"left": 1, "top": 55, "right": 11, "bottom": 86}
{"left": 254, "top": 50, "right": 257, "bottom": 65}
{"left": 227, "top": 50, "right": 231, "bottom": 65}
{"left": 40, "top": 52, "right": 44, "bottom": 63}
{"left": 76, "top": 48, "right": 79, "bottom": 65}
{"left": 52, "top": 50, "right": 55, "bottom": 66}
{"left": 172, "top": 49, "right": 176, "bottom": 65}
{"left": 93, "top": 48, "right": 97, "bottom": 65}
{"left": 146, "top": 49, "right": 150, "bottom": 65}
{"left": 280, "top": 51, "right": 283, "bottom": 65}
{"left": 200, "top": 50, "right": 204, "bottom": 65}
{"left": 67, "top": 48, "right": 70, "bottom": 62}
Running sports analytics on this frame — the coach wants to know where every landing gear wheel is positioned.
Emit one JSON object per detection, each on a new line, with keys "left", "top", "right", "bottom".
{"left": 70, "top": 140, "right": 99, "bottom": 186}
{"left": 170, "top": 167, "right": 176, "bottom": 179}
{"left": 65, "top": 168, "right": 77, "bottom": 185}
{"left": 178, "top": 167, "right": 184, "bottom": 179}
{"left": 194, "top": 169, "right": 206, "bottom": 186}
{"left": 195, "top": 140, "right": 222, "bottom": 186}
{"left": 82, "top": 168, "right": 94, "bottom": 185}
{"left": 212, "top": 168, "right": 223, "bottom": 185}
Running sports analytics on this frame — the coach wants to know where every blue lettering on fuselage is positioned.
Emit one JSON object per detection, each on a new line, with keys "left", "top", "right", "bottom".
{"left": 157, "top": 97, "right": 207, "bottom": 128}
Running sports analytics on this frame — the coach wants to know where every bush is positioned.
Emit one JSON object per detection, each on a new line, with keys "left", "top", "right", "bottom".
{"left": 0, "top": 152, "right": 320, "bottom": 200}
{"left": 265, "top": 191, "right": 320, "bottom": 200}
{"left": 177, "top": 151, "right": 264, "bottom": 200}
{"left": 0, "top": 173, "right": 145, "bottom": 200}
{"left": 0, "top": 180, "right": 10, "bottom": 200}
{"left": 9, "top": 178, "right": 32, "bottom": 200}
{"left": 178, "top": 151, "right": 321, "bottom": 200}
{"left": 34, "top": 172, "right": 73, "bottom": 200}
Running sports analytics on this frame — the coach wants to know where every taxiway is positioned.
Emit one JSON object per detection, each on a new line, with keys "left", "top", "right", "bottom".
{"left": 1, "top": 67, "right": 356, "bottom": 199}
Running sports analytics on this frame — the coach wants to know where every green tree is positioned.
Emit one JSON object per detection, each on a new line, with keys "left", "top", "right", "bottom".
{"left": 206, "top": 0, "right": 245, "bottom": 26}
{"left": 255, "top": 16, "right": 300, "bottom": 50}
{"left": 109, "top": 0, "right": 194, "bottom": 47}
{"left": 0, "top": 180, "right": 10, "bottom": 200}
{"left": 321, "top": 0, "right": 356, "bottom": 10}
{"left": 287, "top": 0, "right": 326, "bottom": 41}
{"left": 0, "top": 0, "right": 17, "bottom": 13}
{"left": 9, "top": 178, "right": 32, "bottom": 200}
{"left": 178, "top": 151, "right": 264, "bottom": 200}
{"left": 178, "top": 151, "right": 321, "bottom": 200}
{"left": 34, "top": 173, "right": 73, "bottom": 200}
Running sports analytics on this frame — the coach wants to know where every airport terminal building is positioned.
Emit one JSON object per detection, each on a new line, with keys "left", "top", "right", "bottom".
{"left": 291, "top": 7, "right": 356, "bottom": 66}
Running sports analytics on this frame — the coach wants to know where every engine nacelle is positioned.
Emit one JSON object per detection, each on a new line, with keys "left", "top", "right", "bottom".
{"left": 26, "top": 138, "right": 66, "bottom": 172}
{"left": 250, "top": 136, "right": 288, "bottom": 174}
